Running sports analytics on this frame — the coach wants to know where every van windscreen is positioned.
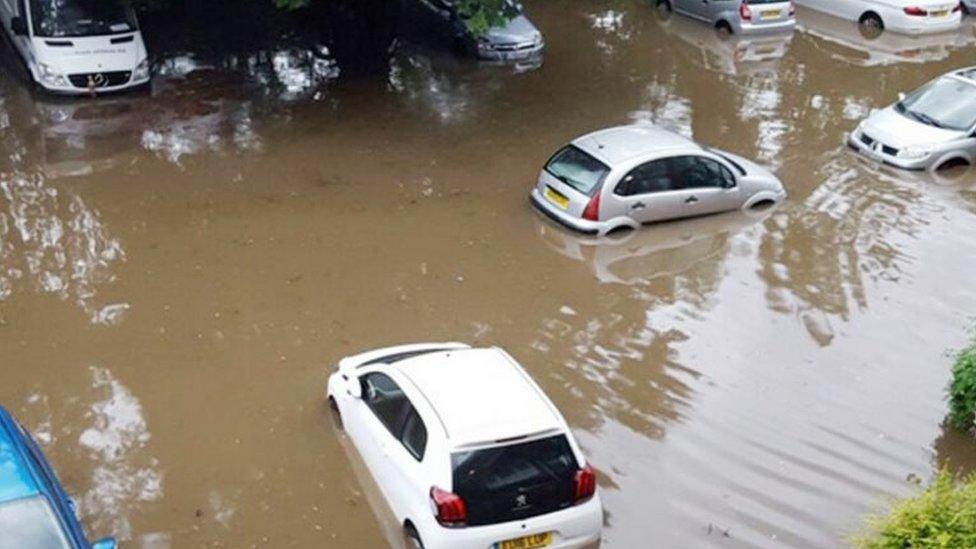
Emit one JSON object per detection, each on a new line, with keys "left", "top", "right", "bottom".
{"left": 451, "top": 434, "right": 579, "bottom": 526}
{"left": 30, "top": 0, "right": 137, "bottom": 38}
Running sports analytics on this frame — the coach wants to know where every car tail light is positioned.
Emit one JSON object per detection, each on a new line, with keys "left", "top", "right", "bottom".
{"left": 430, "top": 486, "right": 467, "bottom": 527}
{"left": 582, "top": 192, "right": 601, "bottom": 221}
{"left": 739, "top": 2, "right": 752, "bottom": 21}
{"left": 573, "top": 465, "right": 597, "bottom": 504}
{"left": 904, "top": 6, "right": 927, "bottom": 15}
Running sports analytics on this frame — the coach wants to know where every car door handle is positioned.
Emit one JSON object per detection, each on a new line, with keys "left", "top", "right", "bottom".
{"left": 685, "top": 196, "right": 699, "bottom": 204}
{"left": 631, "top": 201, "right": 646, "bottom": 210}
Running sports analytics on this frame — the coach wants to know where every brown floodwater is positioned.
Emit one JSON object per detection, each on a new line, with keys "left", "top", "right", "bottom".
{"left": 3, "top": 2, "right": 976, "bottom": 547}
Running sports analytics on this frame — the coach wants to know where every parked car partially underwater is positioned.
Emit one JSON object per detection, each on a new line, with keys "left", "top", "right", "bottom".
{"left": 796, "top": 4, "right": 976, "bottom": 67}
{"left": 417, "top": 0, "right": 544, "bottom": 60}
{"left": 0, "top": 0, "right": 151, "bottom": 94}
{"left": 849, "top": 67, "right": 976, "bottom": 171}
{"left": 531, "top": 125, "right": 787, "bottom": 236}
{"left": 327, "top": 343, "right": 602, "bottom": 549}
{"left": 795, "top": 0, "right": 961, "bottom": 35}
{"left": 0, "top": 406, "right": 117, "bottom": 549}
{"left": 656, "top": 0, "right": 796, "bottom": 34}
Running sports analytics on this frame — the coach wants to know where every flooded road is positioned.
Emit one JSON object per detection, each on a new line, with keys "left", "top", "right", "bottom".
{"left": 2, "top": 1, "right": 976, "bottom": 547}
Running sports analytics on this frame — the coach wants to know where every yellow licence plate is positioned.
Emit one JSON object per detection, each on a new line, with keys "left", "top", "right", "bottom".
{"left": 931, "top": 9, "right": 949, "bottom": 17}
{"left": 761, "top": 9, "right": 781, "bottom": 19}
{"left": 498, "top": 532, "right": 553, "bottom": 549}
{"left": 544, "top": 187, "right": 570, "bottom": 210}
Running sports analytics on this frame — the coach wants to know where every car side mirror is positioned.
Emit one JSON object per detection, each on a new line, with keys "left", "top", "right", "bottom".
{"left": 347, "top": 378, "right": 363, "bottom": 399}
{"left": 91, "top": 538, "right": 118, "bottom": 549}
{"left": 10, "top": 16, "right": 27, "bottom": 36}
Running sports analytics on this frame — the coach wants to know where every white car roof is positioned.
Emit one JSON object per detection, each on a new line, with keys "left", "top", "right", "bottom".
{"left": 572, "top": 125, "right": 701, "bottom": 166}
{"left": 394, "top": 348, "right": 564, "bottom": 449}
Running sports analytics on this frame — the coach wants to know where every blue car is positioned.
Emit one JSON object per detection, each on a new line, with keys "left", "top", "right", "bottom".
{"left": 0, "top": 406, "right": 116, "bottom": 549}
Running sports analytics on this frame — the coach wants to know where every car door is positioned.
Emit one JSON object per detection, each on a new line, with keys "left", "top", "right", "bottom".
{"left": 383, "top": 404, "right": 432, "bottom": 523}
{"left": 674, "top": 0, "right": 709, "bottom": 21}
{"left": 670, "top": 155, "right": 741, "bottom": 216}
{"left": 609, "top": 157, "right": 677, "bottom": 225}
{"left": 352, "top": 371, "right": 415, "bottom": 518}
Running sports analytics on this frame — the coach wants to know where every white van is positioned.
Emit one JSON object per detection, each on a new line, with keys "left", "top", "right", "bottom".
{"left": 0, "top": 0, "right": 150, "bottom": 94}
{"left": 795, "top": 0, "right": 961, "bottom": 35}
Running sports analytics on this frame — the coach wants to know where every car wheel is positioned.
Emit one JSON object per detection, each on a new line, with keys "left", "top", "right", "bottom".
{"left": 858, "top": 12, "right": 884, "bottom": 38}
{"left": 327, "top": 396, "right": 343, "bottom": 430}
{"left": 655, "top": 0, "right": 673, "bottom": 19}
{"left": 403, "top": 522, "right": 424, "bottom": 549}
{"left": 716, "top": 20, "right": 733, "bottom": 35}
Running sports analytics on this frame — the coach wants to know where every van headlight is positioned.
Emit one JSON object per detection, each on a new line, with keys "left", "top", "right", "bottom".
{"left": 898, "top": 146, "right": 933, "bottom": 160}
{"left": 37, "top": 63, "right": 68, "bottom": 87}
{"left": 133, "top": 58, "right": 150, "bottom": 81}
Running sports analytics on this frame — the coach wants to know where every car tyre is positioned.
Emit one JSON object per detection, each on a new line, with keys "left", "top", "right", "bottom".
{"left": 327, "top": 396, "right": 343, "bottom": 430}
{"left": 858, "top": 12, "right": 884, "bottom": 38}
{"left": 716, "top": 20, "right": 734, "bottom": 35}
{"left": 404, "top": 522, "right": 424, "bottom": 549}
{"left": 655, "top": 0, "right": 673, "bottom": 20}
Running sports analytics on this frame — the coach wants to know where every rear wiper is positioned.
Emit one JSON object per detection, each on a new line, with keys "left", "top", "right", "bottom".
{"left": 551, "top": 173, "right": 573, "bottom": 186}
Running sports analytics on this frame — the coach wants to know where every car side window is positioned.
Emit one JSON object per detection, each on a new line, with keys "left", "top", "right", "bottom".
{"left": 400, "top": 408, "right": 428, "bottom": 461}
{"left": 361, "top": 373, "right": 410, "bottom": 436}
{"left": 614, "top": 158, "right": 674, "bottom": 196}
{"left": 672, "top": 156, "right": 732, "bottom": 190}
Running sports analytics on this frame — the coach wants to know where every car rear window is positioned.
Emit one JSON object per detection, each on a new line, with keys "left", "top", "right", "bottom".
{"left": 451, "top": 434, "right": 579, "bottom": 526}
{"left": 545, "top": 146, "right": 610, "bottom": 196}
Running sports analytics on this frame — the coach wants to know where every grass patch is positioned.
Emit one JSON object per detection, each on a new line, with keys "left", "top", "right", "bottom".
{"left": 853, "top": 470, "right": 976, "bottom": 548}
{"left": 949, "top": 339, "right": 976, "bottom": 432}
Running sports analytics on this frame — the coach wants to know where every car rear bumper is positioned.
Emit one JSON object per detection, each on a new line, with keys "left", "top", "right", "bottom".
{"left": 421, "top": 495, "right": 603, "bottom": 549}
{"left": 530, "top": 189, "right": 602, "bottom": 235}
{"left": 889, "top": 12, "right": 961, "bottom": 35}
{"left": 735, "top": 18, "right": 796, "bottom": 35}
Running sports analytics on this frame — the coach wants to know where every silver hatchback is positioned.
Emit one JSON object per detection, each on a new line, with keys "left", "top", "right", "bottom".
{"left": 529, "top": 125, "right": 787, "bottom": 235}
{"left": 658, "top": 0, "right": 796, "bottom": 34}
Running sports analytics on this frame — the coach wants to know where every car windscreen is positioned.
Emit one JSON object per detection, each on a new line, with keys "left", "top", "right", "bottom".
{"left": 0, "top": 495, "right": 72, "bottom": 549}
{"left": 451, "top": 434, "right": 579, "bottom": 526}
{"left": 895, "top": 77, "right": 976, "bottom": 132}
{"left": 29, "top": 0, "right": 138, "bottom": 38}
{"left": 544, "top": 145, "right": 610, "bottom": 196}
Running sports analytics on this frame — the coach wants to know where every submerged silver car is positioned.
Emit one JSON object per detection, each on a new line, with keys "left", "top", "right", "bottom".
{"left": 530, "top": 125, "right": 787, "bottom": 236}
{"left": 849, "top": 67, "right": 976, "bottom": 171}
{"left": 419, "top": 0, "right": 544, "bottom": 60}
{"left": 657, "top": 0, "right": 796, "bottom": 34}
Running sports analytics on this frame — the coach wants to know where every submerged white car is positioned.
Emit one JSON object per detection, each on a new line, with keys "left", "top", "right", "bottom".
{"left": 794, "top": 0, "right": 961, "bottom": 35}
{"left": 327, "top": 343, "right": 602, "bottom": 549}
{"left": 0, "top": 0, "right": 150, "bottom": 94}
{"left": 530, "top": 125, "right": 786, "bottom": 236}
{"left": 849, "top": 67, "right": 976, "bottom": 171}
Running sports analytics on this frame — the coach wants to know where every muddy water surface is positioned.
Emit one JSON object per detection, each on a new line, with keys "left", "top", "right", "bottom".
{"left": 2, "top": 2, "right": 976, "bottom": 547}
